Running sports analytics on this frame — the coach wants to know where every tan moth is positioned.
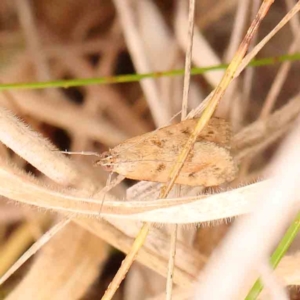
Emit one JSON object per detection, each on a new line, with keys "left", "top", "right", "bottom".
{"left": 96, "top": 117, "right": 238, "bottom": 187}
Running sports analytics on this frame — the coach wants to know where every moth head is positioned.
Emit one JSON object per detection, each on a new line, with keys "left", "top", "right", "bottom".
{"left": 95, "top": 151, "right": 114, "bottom": 172}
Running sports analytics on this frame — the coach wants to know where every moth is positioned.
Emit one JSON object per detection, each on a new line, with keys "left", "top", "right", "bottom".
{"left": 96, "top": 118, "right": 238, "bottom": 187}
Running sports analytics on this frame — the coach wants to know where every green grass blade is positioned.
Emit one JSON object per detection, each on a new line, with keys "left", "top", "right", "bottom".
{"left": 0, "top": 53, "right": 300, "bottom": 91}
{"left": 245, "top": 211, "right": 300, "bottom": 300}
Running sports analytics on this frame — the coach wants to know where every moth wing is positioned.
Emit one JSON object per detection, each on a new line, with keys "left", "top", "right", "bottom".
{"left": 111, "top": 137, "right": 177, "bottom": 182}
{"left": 178, "top": 118, "right": 232, "bottom": 148}
{"left": 113, "top": 117, "right": 231, "bottom": 153}
{"left": 179, "top": 141, "right": 237, "bottom": 186}
{"left": 113, "top": 141, "right": 237, "bottom": 187}
{"left": 110, "top": 117, "right": 235, "bottom": 186}
{"left": 144, "top": 117, "right": 231, "bottom": 148}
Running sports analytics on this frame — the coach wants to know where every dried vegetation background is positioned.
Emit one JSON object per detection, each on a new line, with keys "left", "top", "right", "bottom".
{"left": 0, "top": 0, "right": 300, "bottom": 299}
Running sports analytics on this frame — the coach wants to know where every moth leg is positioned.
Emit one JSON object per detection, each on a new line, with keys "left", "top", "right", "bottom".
{"left": 96, "top": 173, "right": 125, "bottom": 196}
{"left": 95, "top": 174, "right": 125, "bottom": 214}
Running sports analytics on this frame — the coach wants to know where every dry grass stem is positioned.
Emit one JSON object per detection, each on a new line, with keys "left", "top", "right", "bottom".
{"left": 0, "top": 219, "right": 48, "bottom": 277}
{"left": 237, "top": 1, "right": 300, "bottom": 74}
{"left": 112, "top": 0, "right": 170, "bottom": 126}
{"left": 161, "top": 0, "right": 274, "bottom": 198}
{"left": 168, "top": 0, "right": 195, "bottom": 297}
{"left": 76, "top": 217, "right": 204, "bottom": 287}
{"left": 188, "top": 1, "right": 300, "bottom": 119}
{"left": 0, "top": 219, "right": 70, "bottom": 285}
{"left": 15, "top": 0, "right": 51, "bottom": 82}
{"left": 0, "top": 107, "right": 97, "bottom": 191}
{"left": 260, "top": 2, "right": 300, "bottom": 118}
{"left": 0, "top": 90, "right": 126, "bottom": 146}
{"left": 1, "top": 1, "right": 300, "bottom": 299}
{"left": 175, "top": 1, "right": 224, "bottom": 87}
{"left": 6, "top": 223, "right": 108, "bottom": 300}
{"left": 232, "top": 92, "right": 300, "bottom": 160}
{"left": 197, "top": 0, "right": 238, "bottom": 30}
{"left": 242, "top": 0, "right": 260, "bottom": 112}
{"left": 218, "top": 0, "right": 250, "bottom": 124}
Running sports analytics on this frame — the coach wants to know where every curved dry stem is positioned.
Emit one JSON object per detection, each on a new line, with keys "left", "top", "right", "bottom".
{"left": 0, "top": 154, "right": 271, "bottom": 224}
{"left": 0, "top": 91, "right": 127, "bottom": 146}
{"left": 0, "top": 107, "right": 94, "bottom": 190}
{"left": 232, "top": 92, "right": 300, "bottom": 159}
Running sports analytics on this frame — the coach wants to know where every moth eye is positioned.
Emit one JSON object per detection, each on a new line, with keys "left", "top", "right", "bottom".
{"left": 102, "top": 152, "right": 111, "bottom": 159}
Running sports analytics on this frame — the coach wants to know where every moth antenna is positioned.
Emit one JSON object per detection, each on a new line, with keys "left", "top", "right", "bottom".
{"left": 59, "top": 150, "right": 101, "bottom": 157}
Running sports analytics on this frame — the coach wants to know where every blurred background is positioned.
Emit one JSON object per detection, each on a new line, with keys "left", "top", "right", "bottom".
{"left": 0, "top": 0, "right": 299, "bottom": 299}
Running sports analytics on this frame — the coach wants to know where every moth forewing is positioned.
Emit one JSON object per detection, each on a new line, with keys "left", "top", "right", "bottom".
{"left": 96, "top": 117, "right": 238, "bottom": 187}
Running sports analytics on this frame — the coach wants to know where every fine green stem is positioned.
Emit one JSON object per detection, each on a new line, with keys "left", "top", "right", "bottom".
{"left": 245, "top": 211, "right": 300, "bottom": 300}
{"left": 0, "top": 53, "right": 299, "bottom": 91}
